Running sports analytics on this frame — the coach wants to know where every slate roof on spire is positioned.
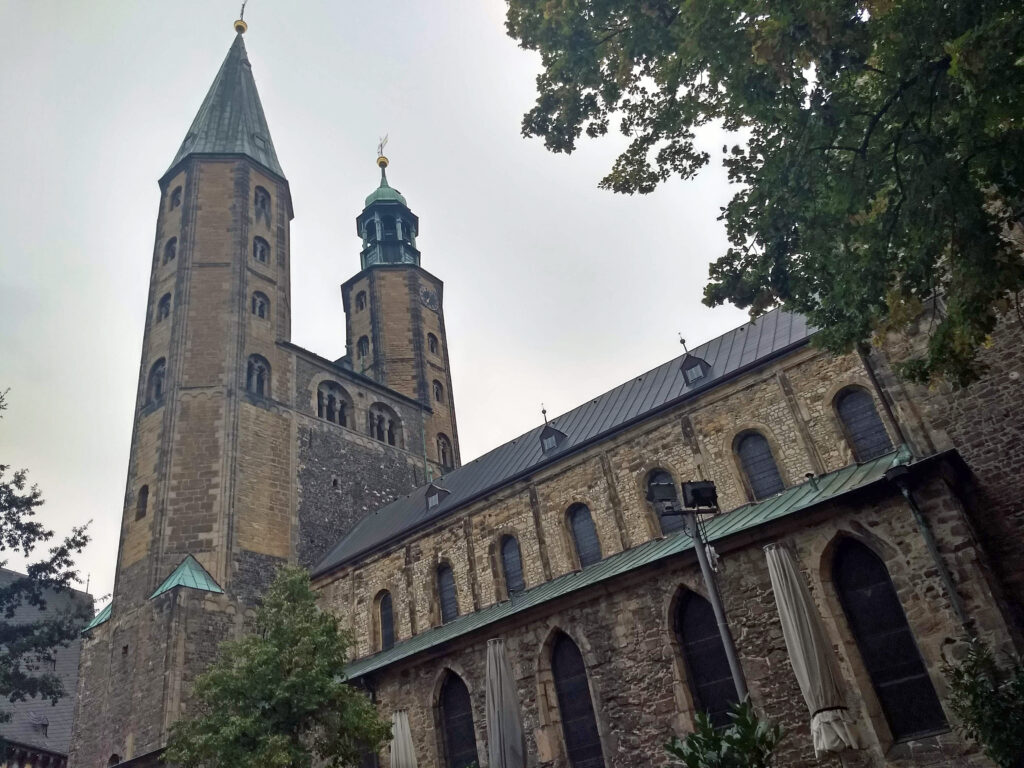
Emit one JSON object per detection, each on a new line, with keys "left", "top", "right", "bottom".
{"left": 167, "top": 34, "right": 284, "bottom": 178}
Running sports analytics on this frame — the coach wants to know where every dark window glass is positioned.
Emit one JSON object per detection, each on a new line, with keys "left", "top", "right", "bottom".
{"left": 675, "top": 591, "right": 738, "bottom": 728}
{"left": 157, "top": 293, "right": 172, "bottom": 322}
{"left": 648, "top": 470, "right": 685, "bottom": 534}
{"left": 438, "top": 563, "right": 458, "bottom": 623}
{"left": 835, "top": 388, "right": 893, "bottom": 462}
{"left": 246, "top": 355, "right": 270, "bottom": 397}
{"left": 568, "top": 505, "right": 601, "bottom": 568}
{"left": 163, "top": 237, "right": 177, "bottom": 264}
{"left": 136, "top": 485, "right": 149, "bottom": 521}
{"left": 552, "top": 634, "right": 605, "bottom": 768}
{"left": 439, "top": 673, "right": 479, "bottom": 768}
{"left": 147, "top": 358, "right": 166, "bottom": 404}
{"left": 736, "top": 432, "right": 784, "bottom": 500}
{"left": 378, "top": 592, "right": 394, "bottom": 651}
{"left": 501, "top": 535, "right": 525, "bottom": 595}
{"left": 428, "top": 333, "right": 439, "bottom": 354}
{"left": 833, "top": 539, "right": 946, "bottom": 740}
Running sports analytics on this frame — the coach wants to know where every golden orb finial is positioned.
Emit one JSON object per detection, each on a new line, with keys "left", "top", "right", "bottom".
{"left": 234, "top": 18, "right": 248, "bottom": 34}
{"left": 377, "top": 155, "right": 390, "bottom": 169}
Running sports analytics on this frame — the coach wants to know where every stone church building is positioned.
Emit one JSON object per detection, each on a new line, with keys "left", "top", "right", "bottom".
{"left": 70, "top": 26, "right": 1024, "bottom": 768}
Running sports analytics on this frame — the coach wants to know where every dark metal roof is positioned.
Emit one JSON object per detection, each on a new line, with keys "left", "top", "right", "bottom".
{"left": 313, "top": 309, "right": 814, "bottom": 576}
{"left": 166, "top": 34, "right": 283, "bottom": 178}
{"left": 344, "top": 445, "right": 913, "bottom": 679}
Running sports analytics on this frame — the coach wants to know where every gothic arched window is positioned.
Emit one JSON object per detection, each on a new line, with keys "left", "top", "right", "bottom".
{"left": 356, "top": 291, "right": 367, "bottom": 311}
{"left": 437, "top": 563, "right": 458, "bottom": 624}
{"left": 136, "top": 485, "right": 149, "bottom": 521}
{"left": 439, "top": 672, "right": 479, "bottom": 768}
{"left": 648, "top": 469, "right": 685, "bottom": 535}
{"left": 251, "top": 291, "right": 269, "bottom": 319}
{"left": 500, "top": 535, "right": 525, "bottom": 595}
{"left": 254, "top": 186, "right": 271, "bottom": 224}
{"left": 163, "top": 237, "right": 177, "bottom": 264}
{"left": 835, "top": 387, "right": 893, "bottom": 462}
{"left": 157, "top": 293, "right": 172, "bottom": 322}
{"left": 357, "top": 336, "right": 370, "bottom": 360}
{"left": 169, "top": 186, "right": 182, "bottom": 210}
{"left": 246, "top": 355, "right": 270, "bottom": 397}
{"left": 377, "top": 591, "right": 395, "bottom": 652}
{"left": 568, "top": 504, "right": 601, "bottom": 568}
{"left": 427, "top": 333, "right": 439, "bottom": 355}
{"left": 253, "top": 236, "right": 270, "bottom": 264}
{"left": 317, "top": 381, "right": 350, "bottom": 427}
{"left": 675, "top": 590, "right": 738, "bottom": 728}
{"left": 147, "top": 358, "right": 166, "bottom": 405}
{"left": 735, "top": 431, "right": 784, "bottom": 500}
{"left": 551, "top": 634, "right": 605, "bottom": 768}
{"left": 833, "top": 538, "right": 946, "bottom": 740}
{"left": 437, "top": 433, "right": 454, "bottom": 471}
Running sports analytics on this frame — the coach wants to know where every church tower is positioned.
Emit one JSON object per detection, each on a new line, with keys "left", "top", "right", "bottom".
{"left": 70, "top": 23, "right": 298, "bottom": 767}
{"left": 342, "top": 156, "right": 461, "bottom": 472}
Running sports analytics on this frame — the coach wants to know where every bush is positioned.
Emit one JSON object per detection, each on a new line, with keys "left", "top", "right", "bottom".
{"left": 666, "top": 701, "right": 783, "bottom": 768}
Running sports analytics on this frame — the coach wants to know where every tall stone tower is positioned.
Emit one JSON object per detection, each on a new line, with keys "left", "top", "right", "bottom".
{"left": 342, "top": 157, "right": 461, "bottom": 471}
{"left": 70, "top": 25, "right": 297, "bottom": 767}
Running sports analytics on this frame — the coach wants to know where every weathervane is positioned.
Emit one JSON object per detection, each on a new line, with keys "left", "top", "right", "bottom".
{"left": 234, "top": 1, "right": 249, "bottom": 33}
{"left": 541, "top": 403, "right": 548, "bottom": 425}
{"left": 377, "top": 134, "right": 390, "bottom": 170}
{"left": 678, "top": 333, "right": 689, "bottom": 354}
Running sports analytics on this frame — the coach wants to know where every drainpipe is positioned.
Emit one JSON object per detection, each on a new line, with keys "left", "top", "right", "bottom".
{"left": 884, "top": 465, "right": 973, "bottom": 633}
{"left": 857, "top": 344, "right": 908, "bottom": 447}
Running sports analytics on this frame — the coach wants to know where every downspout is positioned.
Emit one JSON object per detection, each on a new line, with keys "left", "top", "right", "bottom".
{"left": 884, "top": 465, "right": 973, "bottom": 633}
{"left": 857, "top": 344, "right": 907, "bottom": 446}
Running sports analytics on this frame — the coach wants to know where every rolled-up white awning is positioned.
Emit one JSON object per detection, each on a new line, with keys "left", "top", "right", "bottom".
{"left": 389, "top": 709, "right": 418, "bottom": 768}
{"left": 486, "top": 638, "right": 526, "bottom": 768}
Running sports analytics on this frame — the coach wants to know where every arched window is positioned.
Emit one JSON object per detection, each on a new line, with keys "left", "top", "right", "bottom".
{"left": 317, "top": 381, "right": 351, "bottom": 427}
{"left": 647, "top": 469, "right": 685, "bottom": 535}
{"left": 377, "top": 591, "right": 395, "bottom": 652}
{"left": 357, "top": 336, "right": 370, "bottom": 360}
{"left": 433, "top": 380, "right": 445, "bottom": 403}
{"left": 368, "top": 403, "right": 402, "bottom": 448}
{"left": 675, "top": 590, "right": 738, "bottom": 728}
{"left": 136, "top": 485, "right": 149, "bottom": 521}
{"left": 147, "top": 358, "right": 166, "bottom": 405}
{"left": 163, "top": 237, "right": 177, "bottom": 264}
{"left": 551, "top": 634, "right": 605, "bottom": 768}
{"left": 437, "top": 563, "right": 458, "bottom": 624}
{"left": 835, "top": 387, "right": 893, "bottom": 462}
{"left": 108, "top": 756, "right": 121, "bottom": 767}
{"left": 735, "top": 432, "right": 784, "bottom": 500}
{"left": 251, "top": 291, "right": 269, "bottom": 319}
{"left": 254, "top": 186, "right": 271, "bottom": 224}
{"left": 500, "top": 535, "right": 525, "bottom": 595}
{"left": 439, "top": 672, "right": 479, "bottom": 768}
{"left": 157, "top": 293, "right": 172, "bottom": 322}
{"left": 427, "top": 333, "right": 439, "bottom": 355}
{"left": 364, "top": 220, "right": 377, "bottom": 242}
{"left": 437, "top": 433, "right": 453, "bottom": 471}
{"left": 169, "top": 186, "right": 182, "bottom": 210}
{"left": 246, "top": 355, "right": 270, "bottom": 397}
{"left": 833, "top": 538, "right": 946, "bottom": 740}
{"left": 253, "top": 236, "right": 270, "bottom": 264}
{"left": 356, "top": 291, "right": 367, "bottom": 311}
{"left": 568, "top": 504, "right": 601, "bottom": 568}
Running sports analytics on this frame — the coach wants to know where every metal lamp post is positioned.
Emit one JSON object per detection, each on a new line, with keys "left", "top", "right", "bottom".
{"left": 648, "top": 479, "right": 749, "bottom": 701}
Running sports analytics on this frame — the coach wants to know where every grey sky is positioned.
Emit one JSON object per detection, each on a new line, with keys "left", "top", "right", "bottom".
{"left": 0, "top": 1, "right": 747, "bottom": 604}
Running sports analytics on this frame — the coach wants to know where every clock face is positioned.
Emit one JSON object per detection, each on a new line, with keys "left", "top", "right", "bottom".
{"left": 419, "top": 287, "right": 439, "bottom": 311}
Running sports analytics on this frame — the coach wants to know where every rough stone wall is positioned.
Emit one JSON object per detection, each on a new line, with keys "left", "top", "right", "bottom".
{"left": 359, "top": 478, "right": 1011, "bottom": 768}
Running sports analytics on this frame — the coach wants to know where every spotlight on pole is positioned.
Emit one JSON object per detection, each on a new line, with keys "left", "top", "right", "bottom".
{"left": 682, "top": 480, "right": 718, "bottom": 510}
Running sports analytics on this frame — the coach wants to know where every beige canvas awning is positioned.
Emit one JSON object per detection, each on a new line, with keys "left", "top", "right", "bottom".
{"left": 389, "top": 709, "right": 418, "bottom": 768}
{"left": 486, "top": 638, "right": 526, "bottom": 768}
{"left": 764, "top": 543, "right": 860, "bottom": 756}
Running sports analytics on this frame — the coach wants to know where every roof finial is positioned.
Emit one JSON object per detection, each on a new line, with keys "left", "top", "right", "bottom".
{"left": 541, "top": 403, "right": 548, "bottom": 425}
{"left": 678, "top": 333, "right": 689, "bottom": 354}
{"left": 234, "top": 1, "right": 248, "bottom": 34}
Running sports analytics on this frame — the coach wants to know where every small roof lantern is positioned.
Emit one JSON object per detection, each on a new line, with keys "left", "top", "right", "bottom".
{"left": 540, "top": 423, "right": 568, "bottom": 453}
{"left": 426, "top": 481, "right": 450, "bottom": 511}
{"left": 680, "top": 354, "right": 712, "bottom": 386}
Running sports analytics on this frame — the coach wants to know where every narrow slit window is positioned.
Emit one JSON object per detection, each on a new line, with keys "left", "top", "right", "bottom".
{"left": 500, "top": 535, "right": 525, "bottom": 595}
{"left": 437, "top": 563, "right": 458, "bottom": 624}
{"left": 377, "top": 591, "right": 395, "bottom": 651}
{"left": 568, "top": 504, "right": 601, "bottom": 568}
{"left": 136, "top": 485, "right": 149, "bottom": 521}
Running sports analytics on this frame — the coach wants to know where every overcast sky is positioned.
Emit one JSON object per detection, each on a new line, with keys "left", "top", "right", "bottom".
{"left": 0, "top": 1, "right": 748, "bottom": 605}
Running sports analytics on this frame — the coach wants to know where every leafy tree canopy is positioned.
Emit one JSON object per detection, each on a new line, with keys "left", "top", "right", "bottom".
{"left": 165, "top": 565, "right": 390, "bottom": 768}
{"left": 0, "top": 389, "right": 91, "bottom": 720}
{"left": 506, "top": 0, "right": 1024, "bottom": 383}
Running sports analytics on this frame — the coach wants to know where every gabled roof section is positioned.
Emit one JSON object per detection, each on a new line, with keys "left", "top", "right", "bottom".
{"left": 149, "top": 555, "right": 224, "bottom": 600}
{"left": 313, "top": 309, "right": 815, "bottom": 576}
{"left": 344, "top": 445, "right": 914, "bottom": 679}
{"left": 166, "top": 34, "right": 284, "bottom": 178}
{"left": 82, "top": 602, "right": 111, "bottom": 633}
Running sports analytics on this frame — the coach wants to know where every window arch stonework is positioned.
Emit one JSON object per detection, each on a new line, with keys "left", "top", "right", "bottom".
{"left": 673, "top": 588, "right": 739, "bottom": 728}
{"left": 646, "top": 468, "right": 686, "bottom": 536}
{"left": 157, "top": 293, "right": 172, "bottom": 322}
{"left": 163, "top": 237, "right": 177, "bottom": 265}
{"left": 254, "top": 186, "right": 271, "bottom": 225}
{"left": 567, "top": 504, "right": 602, "bottom": 569}
{"left": 147, "top": 358, "right": 166, "bottom": 406}
{"left": 437, "top": 561, "right": 459, "bottom": 624}
{"left": 246, "top": 355, "right": 271, "bottom": 397}
{"left": 833, "top": 385, "right": 893, "bottom": 463}
{"left": 436, "top": 433, "right": 454, "bottom": 471}
{"left": 368, "top": 403, "right": 402, "bottom": 448}
{"left": 545, "top": 631, "right": 606, "bottom": 768}
{"left": 733, "top": 429, "right": 786, "bottom": 501}
{"left": 374, "top": 590, "right": 395, "bottom": 652}
{"left": 251, "top": 291, "right": 270, "bottom": 320}
{"left": 317, "top": 381, "right": 353, "bottom": 428}
{"left": 252, "top": 236, "right": 270, "bottom": 264}
{"left": 437, "top": 671, "right": 479, "bottom": 768}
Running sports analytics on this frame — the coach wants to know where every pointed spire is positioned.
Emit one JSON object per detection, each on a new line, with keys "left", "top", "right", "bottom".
{"left": 167, "top": 33, "right": 284, "bottom": 178}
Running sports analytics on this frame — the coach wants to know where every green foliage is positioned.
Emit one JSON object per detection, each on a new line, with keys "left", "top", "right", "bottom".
{"left": 505, "top": 0, "right": 1024, "bottom": 384}
{"left": 164, "top": 566, "right": 390, "bottom": 768}
{"left": 944, "top": 639, "right": 1024, "bottom": 768}
{"left": 0, "top": 389, "right": 91, "bottom": 721}
{"left": 665, "top": 701, "right": 783, "bottom": 768}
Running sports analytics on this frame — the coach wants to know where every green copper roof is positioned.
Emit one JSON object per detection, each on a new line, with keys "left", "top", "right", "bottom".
{"left": 149, "top": 555, "right": 224, "bottom": 600}
{"left": 82, "top": 602, "right": 111, "bottom": 634}
{"left": 345, "top": 445, "right": 914, "bottom": 679}
{"left": 167, "top": 34, "right": 284, "bottom": 178}
{"left": 364, "top": 167, "right": 407, "bottom": 207}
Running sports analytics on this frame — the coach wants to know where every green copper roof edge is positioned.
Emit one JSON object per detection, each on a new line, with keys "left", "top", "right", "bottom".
{"left": 149, "top": 555, "right": 224, "bottom": 601}
{"left": 344, "top": 445, "right": 916, "bottom": 679}
{"left": 82, "top": 602, "right": 111, "bottom": 634}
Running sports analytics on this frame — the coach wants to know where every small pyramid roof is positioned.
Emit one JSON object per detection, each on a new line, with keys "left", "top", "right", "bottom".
{"left": 82, "top": 602, "right": 111, "bottom": 633}
{"left": 149, "top": 555, "right": 224, "bottom": 600}
{"left": 166, "top": 34, "right": 284, "bottom": 178}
